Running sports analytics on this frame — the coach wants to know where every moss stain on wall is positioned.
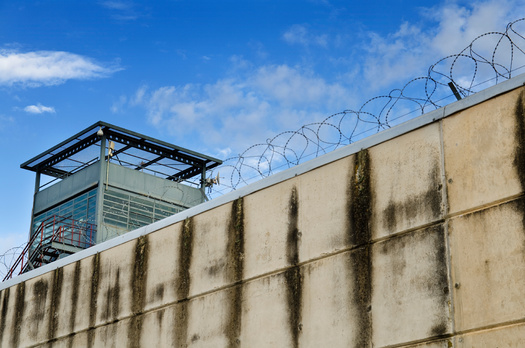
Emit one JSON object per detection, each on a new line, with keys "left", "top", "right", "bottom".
{"left": 225, "top": 198, "right": 245, "bottom": 347}
{"left": 174, "top": 218, "right": 194, "bottom": 348}
{"left": 382, "top": 164, "right": 443, "bottom": 234}
{"left": 128, "top": 235, "right": 149, "bottom": 348}
{"left": 11, "top": 282, "right": 25, "bottom": 348}
{"left": 348, "top": 150, "right": 372, "bottom": 348}
{"left": 429, "top": 224, "right": 450, "bottom": 337}
{"left": 513, "top": 90, "right": 525, "bottom": 191}
{"left": 349, "top": 150, "right": 372, "bottom": 247}
{"left": 512, "top": 90, "right": 525, "bottom": 253}
{"left": 0, "top": 288, "right": 9, "bottom": 345}
{"left": 102, "top": 268, "right": 120, "bottom": 323}
{"left": 69, "top": 261, "right": 81, "bottom": 333}
{"left": 87, "top": 253, "right": 100, "bottom": 348}
{"left": 284, "top": 187, "right": 302, "bottom": 348}
{"left": 30, "top": 278, "right": 48, "bottom": 339}
{"left": 48, "top": 267, "right": 63, "bottom": 342}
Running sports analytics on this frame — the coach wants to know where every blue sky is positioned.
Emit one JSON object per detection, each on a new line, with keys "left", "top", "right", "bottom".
{"left": 1, "top": 0, "right": 524, "bottom": 272}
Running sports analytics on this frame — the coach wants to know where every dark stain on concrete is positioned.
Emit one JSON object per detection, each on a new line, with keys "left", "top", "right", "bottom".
{"left": 102, "top": 268, "right": 121, "bottom": 323}
{"left": 66, "top": 332, "right": 76, "bottom": 348}
{"left": 174, "top": 218, "right": 194, "bottom": 348}
{"left": 284, "top": 267, "right": 302, "bottom": 348}
{"left": 380, "top": 225, "right": 450, "bottom": 338}
{"left": 155, "top": 284, "right": 165, "bottom": 301}
{"left": 512, "top": 91, "right": 525, "bottom": 254}
{"left": 156, "top": 308, "right": 165, "bottom": 328}
{"left": 132, "top": 236, "right": 149, "bottom": 314}
{"left": 88, "top": 253, "right": 100, "bottom": 348}
{"left": 382, "top": 164, "right": 442, "bottom": 234}
{"left": 430, "top": 224, "right": 451, "bottom": 338}
{"left": 11, "top": 282, "right": 25, "bottom": 348}
{"left": 348, "top": 150, "right": 372, "bottom": 247}
{"left": 205, "top": 262, "right": 224, "bottom": 277}
{"left": 433, "top": 225, "right": 449, "bottom": 302}
{"left": 0, "top": 288, "right": 10, "bottom": 343}
{"left": 128, "top": 315, "right": 144, "bottom": 348}
{"left": 513, "top": 90, "right": 525, "bottom": 192}
{"left": 284, "top": 187, "right": 302, "bottom": 348}
{"left": 350, "top": 246, "right": 372, "bottom": 348}
{"left": 348, "top": 150, "right": 373, "bottom": 347}
{"left": 430, "top": 322, "right": 448, "bottom": 337}
{"left": 224, "top": 197, "right": 245, "bottom": 347}
{"left": 178, "top": 219, "right": 193, "bottom": 300}
{"left": 128, "top": 235, "right": 149, "bottom": 348}
{"left": 287, "top": 187, "right": 300, "bottom": 266}
{"left": 30, "top": 279, "right": 48, "bottom": 339}
{"left": 48, "top": 267, "right": 63, "bottom": 340}
{"left": 70, "top": 261, "right": 81, "bottom": 333}
{"left": 87, "top": 327, "right": 96, "bottom": 348}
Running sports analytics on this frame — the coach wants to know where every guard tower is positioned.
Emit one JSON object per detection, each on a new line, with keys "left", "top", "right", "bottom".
{"left": 5, "top": 121, "right": 221, "bottom": 279}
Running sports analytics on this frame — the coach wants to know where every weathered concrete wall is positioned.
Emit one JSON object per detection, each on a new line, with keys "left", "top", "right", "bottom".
{"left": 2, "top": 80, "right": 525, "bottom": 347}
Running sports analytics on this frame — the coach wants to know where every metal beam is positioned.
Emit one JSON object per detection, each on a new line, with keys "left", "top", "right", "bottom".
{"left": 33, "top": 133, "right": 101, "bottom": 173}
{"left": 167, "top": 160, "right": 222, "bottom": 181}
{"left": 106, "top": 129, "right": 205, "bottom": 168}
{"left": 167, "top": 166, "right": 200, "bottom": 181}
{"left": 134, "top": 155, "right": 165, "bottom": 171}
{"left": 40, "top": 167, "right": 72, "bottom": 179}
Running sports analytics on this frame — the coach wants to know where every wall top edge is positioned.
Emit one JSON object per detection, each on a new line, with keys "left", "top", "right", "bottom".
{"left": 2, "top": 73, "right": 525, "bottom": 291}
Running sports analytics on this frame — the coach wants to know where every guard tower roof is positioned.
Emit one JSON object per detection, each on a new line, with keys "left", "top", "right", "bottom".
{"left": 21, "top": 121, "right": 222, "bottom": 182}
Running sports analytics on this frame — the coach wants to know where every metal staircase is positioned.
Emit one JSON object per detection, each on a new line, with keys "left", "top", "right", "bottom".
{"left": 3, "top": 215, "right": 96, "bottom": 281}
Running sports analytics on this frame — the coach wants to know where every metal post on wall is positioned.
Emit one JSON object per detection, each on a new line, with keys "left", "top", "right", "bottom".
{"left": 34, "top": 171, "right": 41, "bottom": 194}
{"left": 201, "top": 163, "right": 207, "bottom": 201}
{"left": 27, "top": 171, "right": 42, "bottom": 243}
{"left": 95, "top": 127, "right": 107, "bottom": 244}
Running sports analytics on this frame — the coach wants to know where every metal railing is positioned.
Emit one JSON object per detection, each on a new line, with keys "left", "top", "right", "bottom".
{"left": 3, "top": 215, "right": 96, "bottom": 281}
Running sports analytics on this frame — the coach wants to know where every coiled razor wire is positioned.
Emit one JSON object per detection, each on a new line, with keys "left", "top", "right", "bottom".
{"left": 208, "top": 18, "right": 525, "bottom": 195}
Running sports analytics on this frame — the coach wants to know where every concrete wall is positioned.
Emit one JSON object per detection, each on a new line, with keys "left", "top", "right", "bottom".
{"left": 2, "top": 79, "right": 525, "bottom": 347}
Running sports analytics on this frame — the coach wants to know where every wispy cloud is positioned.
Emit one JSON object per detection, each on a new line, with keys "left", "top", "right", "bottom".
{"left": 283, "top": 24, "right": 329, "bottom": 47}
{"left": 24, "top": 103, "right": 55, "bottom": 114}
{"left": 360, "top": 0, "right": 525, "bottom": 90}
{"left": 0, "top": 50, "right": 121, "bottom": 87}
{"left": 129, "top": 64, "right": 353, "bottom": 153}
{"left": 0, "top": 115, "right": 14, "bottom": 130}
{"left": 100, "top": 1, "right": 139, "bottom": 20}
{"left": 100, "top": 1, "right": 130, "bottom": 10}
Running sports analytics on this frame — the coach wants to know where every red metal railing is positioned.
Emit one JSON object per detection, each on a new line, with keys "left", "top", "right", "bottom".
{"left": 3, "top": 215, "right": 96, "bottom": 281}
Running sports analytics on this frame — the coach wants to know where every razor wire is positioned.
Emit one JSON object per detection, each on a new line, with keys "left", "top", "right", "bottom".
{"left": 207, "top": 18, "right": 525, "bottom": 195}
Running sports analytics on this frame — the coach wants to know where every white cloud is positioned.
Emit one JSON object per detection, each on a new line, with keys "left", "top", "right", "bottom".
{"left": 23, "top": 103, "right": 56, "bottom": 114}
{"left": 360, "top": 0, "right": 525, "bottom": 91}
{"left": 131, "top": 64, "right": 354, "bottom": 152}
{"left": 283, "top": 24, "right": 328, "bottom": 47}
{"left": 429, "top": 0, "right": 516, "bottom": 56}
{"left": 252, "top": 65, "right": 347, "bottom": 108}
{"left": 0, "top": 50, "right": 121, "bottom": 87}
